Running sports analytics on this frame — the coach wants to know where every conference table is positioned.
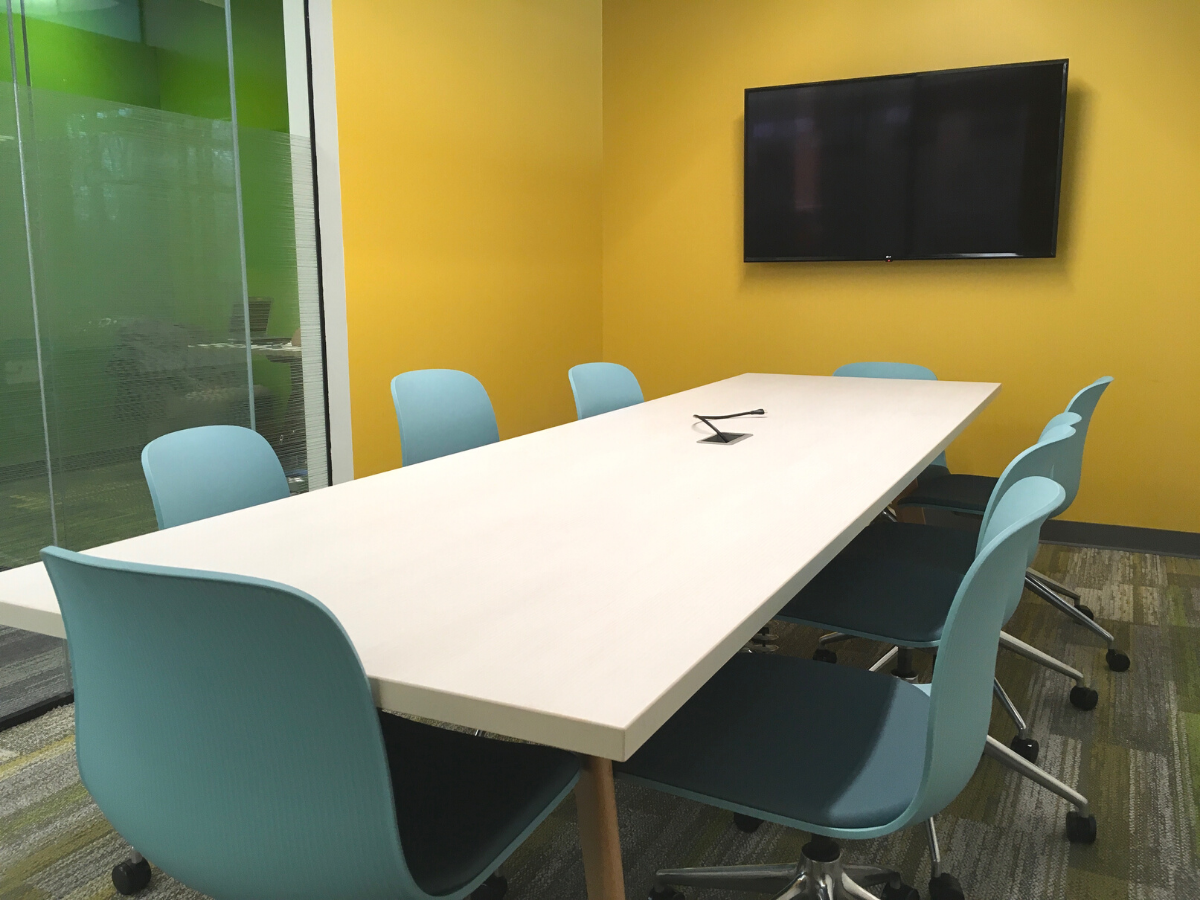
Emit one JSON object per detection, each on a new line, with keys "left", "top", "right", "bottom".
{"left": 0, "top": 372, "right": 999, "bottom": 900}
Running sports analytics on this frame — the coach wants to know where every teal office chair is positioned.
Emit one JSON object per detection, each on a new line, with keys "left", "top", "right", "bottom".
{"left": 898, "top": 378, "right": 1128, "bottom": 671}
{"left": 42, "top": 547, "right": 580, "bottom": 900}
{"left": 617, "top": 477, "right": 1091, "bottom": 900}
{"left": 391, "top": 369, "right": 500, "bottom": 466}
{"left": 833, "top": 362, "right": 947, "bottom": 472}
{"left": 783, "top": 420, "right": 1097, "bottom": 770}
{"left": 141, "top": 426, "right": 290, "bottom": 529}
{"left": 567, "top": 362, "right": 644, "bottom": 420}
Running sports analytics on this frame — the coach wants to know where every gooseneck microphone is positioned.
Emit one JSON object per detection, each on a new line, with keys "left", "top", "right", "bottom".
{"left": 693, "top": 409, "right": 765, "bottom": 445}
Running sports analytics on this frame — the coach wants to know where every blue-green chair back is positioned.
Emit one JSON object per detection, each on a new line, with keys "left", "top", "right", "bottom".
{"left": 141, "top": 426, "right": 289, "bottom": 530}
{"left": 1065, "top": 377, "right": 1113, "bottom": 435}
{"left": 976, "top": 416, "right": 1080, "bottom": 568}
{"left": 833, "top": 362, "right": 938, "bottom": 381}
{"left": 41, "top": 547, "right": 432, "bottom": 900}
{"left": 833, "top": 362, "right": 947, "bottom": 468}
{"left": 391, "top": 369, "right": 499, "bottom": 466}
{"left": 904, "top": 476, "right": 1065, "bottom": 825}
{"left": 1045, "top": 377, "right": 1112, "bottom": 511}
{"left": 568, "top": 362, "right": 644, "bottom": 420}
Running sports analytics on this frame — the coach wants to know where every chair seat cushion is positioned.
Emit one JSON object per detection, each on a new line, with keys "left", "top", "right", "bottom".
{"left": 616, "top": 654, "right": 929, "bottom": 832}
{"left": 899, "top": 473, "right": 998, "bottom": 514}
{"left": 378, "top": 713, "right": 579, "bottom": 895}
{"left": 777, "top": 522, "right": 972, "bottom": 645}
{"left": 843, "top": 520, "right": 977, "bottom": 571}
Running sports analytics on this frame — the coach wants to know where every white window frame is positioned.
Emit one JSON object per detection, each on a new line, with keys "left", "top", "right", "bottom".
{"left": 283, "top": 0, "right": 354, "bottom": 483}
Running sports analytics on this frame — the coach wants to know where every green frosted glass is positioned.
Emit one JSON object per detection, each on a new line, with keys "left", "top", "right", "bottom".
{"left": 1, "top": 17, "right": 55, "bottom": 567}
{"left": 23, "top": 87, "right": 252, "bottom": 551}
{"left": 0, "top": 0, "right": 326, "bottom": 558}
{"left": 1, "top": 10, "right": 71, "bottom": 720}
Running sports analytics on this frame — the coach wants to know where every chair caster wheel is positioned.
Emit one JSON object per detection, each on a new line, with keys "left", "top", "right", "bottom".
{"left": 1069, "top": 686, "right": 1099, "bottom": 710}
{"left": 1106, "top": 648, "right": 1130, "bottom": 672}
{"left": 471, "top": 873, "right": 508, "bottom": 900}
{"left": 929, "top": 872, "right": 965, "bottom": 900}
{"left": 1010, "top": 735, "right": 1039, "bottom": 763}
{"left": 1066, "top": 810, "right": 1097, "bottom": 844}
{"left": 647, "top": 886, "right": 685, "bottom": 900}
{"left": 812, "top": 648, "right": 837, "bottom": 664}
{"left": 733, "top": 813, "right": 763, "bottom": 833}
{"left": 1075, "top": 604, "right": 1095, "bottom": 620}
{"left": 881, "top": 881, "right": 920, "bottom": 900}
{"left": 112, "top": 857, "right": 152, "bottom": 895}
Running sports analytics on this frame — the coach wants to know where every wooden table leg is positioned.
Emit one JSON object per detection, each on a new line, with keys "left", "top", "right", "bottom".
{"left": 576, "top": 755, "right": 626, "bottom": 900}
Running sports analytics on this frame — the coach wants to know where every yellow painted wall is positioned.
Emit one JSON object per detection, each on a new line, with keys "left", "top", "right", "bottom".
{"left": 332, "top": 0, "right": 602, "bottom": 477}
{"left": 603, "top": 0, "right": 1200, "bottom": 531}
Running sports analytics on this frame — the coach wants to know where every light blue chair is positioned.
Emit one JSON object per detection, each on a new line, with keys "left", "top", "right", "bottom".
{"left": 391, "top": 369, "right": 500, "bottom": 466}
{"left": 617, "top": 477, "right": 1088, "bottom": 900}
{"left": 141, "top": 426, "right": 290, "bottom": 529}
{"left": 568, "top": 362, "right": 644, "bottom": 420}
{"left": 42, "top": 546, "right": 580, "bottom": 900}
{"left": 897, "top": 378, "right": 1128, "bottom": 671}
{"left": 833, "top": 362, "right": 947, "bottom": 471}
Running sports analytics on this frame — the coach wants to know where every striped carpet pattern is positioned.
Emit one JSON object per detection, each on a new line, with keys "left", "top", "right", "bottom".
{"left": 0, "top": 627, "right": 70, "bottom": 725}
{"left": 2, "top": 545, "right": 1198, "bottom": 900}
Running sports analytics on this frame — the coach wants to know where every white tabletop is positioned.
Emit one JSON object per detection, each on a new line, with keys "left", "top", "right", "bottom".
{"left": 0, "top": 374, "right": 998, "bottom": 760}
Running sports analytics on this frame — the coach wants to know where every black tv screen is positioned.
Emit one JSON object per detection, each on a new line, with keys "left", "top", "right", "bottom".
{"left": 744, "top": 60, "right": 1068, "bottom": 262}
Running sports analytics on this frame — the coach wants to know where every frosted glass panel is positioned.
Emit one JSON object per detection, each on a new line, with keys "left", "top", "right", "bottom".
{"left": 24, "top": 88, "right": 252, "bottom": 551}
{"left": 1, "top": 13, "right": 71, "bottom": 723}
{"left": 0, "top": 45, "right": 55, "bottom": 569}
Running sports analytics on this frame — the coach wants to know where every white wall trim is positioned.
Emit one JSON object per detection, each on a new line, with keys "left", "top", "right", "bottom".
{"left": 284, "top": 0, "right": 355, "bottom": 483}
{"left": 282, "top": 0, "right": 329, "bottom": 489}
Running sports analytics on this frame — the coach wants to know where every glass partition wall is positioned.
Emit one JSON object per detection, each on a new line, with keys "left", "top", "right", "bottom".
{"left": 1, "top": 0, "right": 327, "bottom": 727}
{"left": 1, "top": 6, "right": 70, "bottom": 724}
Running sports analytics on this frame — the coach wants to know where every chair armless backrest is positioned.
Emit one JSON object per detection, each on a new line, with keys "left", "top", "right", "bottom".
{"left": 567, "top": 362, "right": 644, "bottom": 420}
{"left": 1040, "top": 412, "right": 1080, "bottom": 437}
{"left": 391, "top": 369, "right": 500, "bottom": 466}
{"left": 1048, "top": 376, "right": 1113, "bottom": 512}
{"left": 905, "top": 476, "right": 1065, "bottom": 825}
{"left": 975, "top": 415, "right": 1081, "bottom": 563}
{"left": 41, "top": 547, "right": 423, "bottom": 900}
{"left": 832, "top": 362, "right": 938, "bottom": 381}
{"left": 1065, "top": 377, "right": 1113, "bottom": 438}
{"left": 141, "top": 425, "right": 290, "bottom": 529}
{"left": 833, "top": 362, "right": 947, "bottom": 468}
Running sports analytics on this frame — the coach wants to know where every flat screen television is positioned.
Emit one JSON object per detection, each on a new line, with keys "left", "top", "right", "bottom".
{"left": 744, "top": 60, "right": 1068, "bottom": 262}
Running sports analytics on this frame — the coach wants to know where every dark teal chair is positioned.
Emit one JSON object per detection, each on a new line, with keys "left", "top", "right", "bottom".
{"left": 617, "top": 477, "right": 1086, "bottom": 900}
{"left": 897, "top": 377, "right": 1128, "bottom": 671}
{"left": 42, "top": 547, "right": 580, "bottom": 900}
{"left": 568, "top": 362, "right": 644, "bottom": 420}
{"left": 141, "top": 426, "right": 290, "bottom": 529}
{"left": 391, "top": 369, "right": 500, "bottom": 466}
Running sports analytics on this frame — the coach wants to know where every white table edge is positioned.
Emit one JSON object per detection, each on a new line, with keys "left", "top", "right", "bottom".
{"left": 0, "top": 379, "right": 1001, "bottom": 764}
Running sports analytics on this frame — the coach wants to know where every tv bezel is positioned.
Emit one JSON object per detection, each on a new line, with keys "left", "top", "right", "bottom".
{"left": 743, "top": 59, "right": 1070, "bottom": 263}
